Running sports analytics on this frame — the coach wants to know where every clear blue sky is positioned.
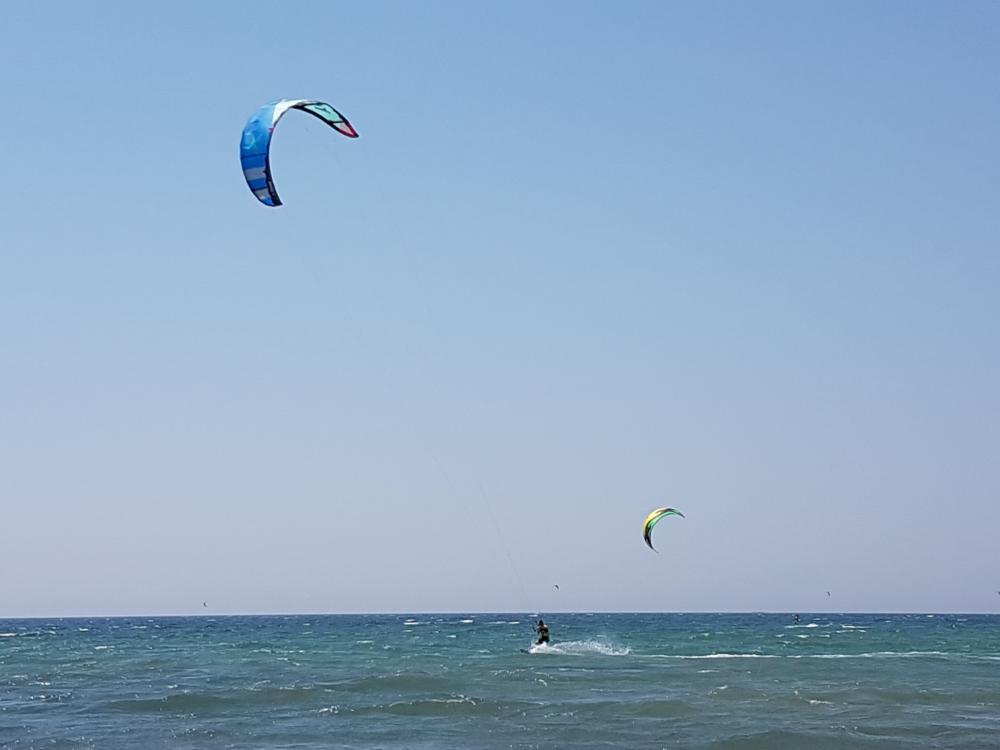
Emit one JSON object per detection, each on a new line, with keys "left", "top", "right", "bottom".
{"left": 2, "top": 1, "right": 998, "bottom": 616}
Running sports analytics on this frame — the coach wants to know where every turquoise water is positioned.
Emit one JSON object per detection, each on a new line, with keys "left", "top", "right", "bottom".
{"left": 2, "top": 613, "right": 999, "bottom": 748}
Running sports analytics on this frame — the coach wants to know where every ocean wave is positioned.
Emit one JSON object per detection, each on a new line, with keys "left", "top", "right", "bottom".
{"left": 799, "top": 651, "right": 954, "bottom": 660}
{"left": 705, "top": 729, "right": 861, "bottom": 749}
{"left": 324, "top": 696, "right": 544, "bottom": 718}
{"left": 645, "top": 650, "right": 989, "bottom": 661}
{"left": 105, "top": 683, "right": 347, "bottom": 714}
{"left": 581, "top": 698, "right": 696, "bottom": 718}
{"left": 105, "top": 692, "right": 235, "bottom": 714}
{"left": 384, "top": 695, "right": 480, "bottom": 716}
{"left": 340, "top": 672, "right": 456, "bottom": 693}
{"left": 796, "top": 685, "right": 1000, "bottom": 708}
{"left": 649, "top": 653, "right": 781, "bottom": 659}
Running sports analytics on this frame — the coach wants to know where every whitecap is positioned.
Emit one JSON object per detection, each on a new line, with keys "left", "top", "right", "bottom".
{"left": 793, "top": 651, "right": 953, "bottom": 660}
{"left": 390, "top": 695, "right": 477, "bottom": 708}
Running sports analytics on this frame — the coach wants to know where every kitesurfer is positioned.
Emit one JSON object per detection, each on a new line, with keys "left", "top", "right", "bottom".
{"left": 794, "top": 614, "right": 800, "bottom": 624}
{"left": 535, "top": 620, "right": 550, "bottom": 645}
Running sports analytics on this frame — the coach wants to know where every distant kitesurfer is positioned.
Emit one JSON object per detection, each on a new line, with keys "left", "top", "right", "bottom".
{"left": 535, "top": 620, "right": 550, "bottom": 645}
{"left": 794, "top": 614, "right": 800, "bottom": 624}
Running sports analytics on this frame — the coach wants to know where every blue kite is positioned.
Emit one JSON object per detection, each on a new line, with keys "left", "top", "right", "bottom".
{"left": 240, "top": 99, "right": 358, "bottom": 207}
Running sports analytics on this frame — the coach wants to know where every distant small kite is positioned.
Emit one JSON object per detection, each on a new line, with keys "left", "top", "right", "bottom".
{"left": 826, "top": 591, "right": 831, "bottom": 597}
{"left": 553, "top": 584, "right": 560, "bottom": 590}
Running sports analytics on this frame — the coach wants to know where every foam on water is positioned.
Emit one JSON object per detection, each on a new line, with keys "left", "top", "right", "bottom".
{"left": 528, "top": 638, "right": 631, "bottom": 656}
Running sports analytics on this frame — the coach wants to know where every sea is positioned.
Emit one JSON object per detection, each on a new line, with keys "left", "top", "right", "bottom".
{"left": 2, "top": 613, "right": 998, "bottom": 749}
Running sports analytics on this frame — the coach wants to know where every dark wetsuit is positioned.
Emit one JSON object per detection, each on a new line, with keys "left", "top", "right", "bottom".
{"left": 535, "top": 623, "right": 550, "bottom": 645}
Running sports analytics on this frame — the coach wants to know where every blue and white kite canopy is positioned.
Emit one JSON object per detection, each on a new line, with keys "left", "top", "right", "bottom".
{"left": 240, "top": 99, "right": 358, "bottom": 207}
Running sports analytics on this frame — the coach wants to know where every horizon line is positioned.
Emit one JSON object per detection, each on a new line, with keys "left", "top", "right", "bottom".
{"left": 3, "top": 609, "right": 999, "bottom": 620}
